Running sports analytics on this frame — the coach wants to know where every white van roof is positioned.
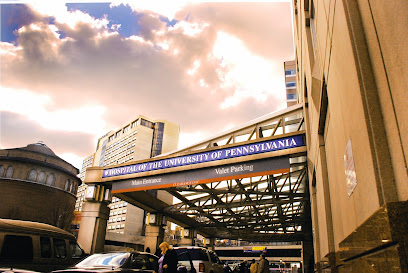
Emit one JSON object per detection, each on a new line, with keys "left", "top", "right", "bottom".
{"left": 0, "top": 219, "right": 75, "bottom": 239}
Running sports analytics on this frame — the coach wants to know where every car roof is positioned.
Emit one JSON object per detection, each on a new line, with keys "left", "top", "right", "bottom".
{"left": 0, "top": 219, "right": 75, "bottom": 239}
{"left": 173, "top": 246, "right": 209, "bottom": 250}
{"left": 89, "top": 251, "right": 158, "bottom": 258}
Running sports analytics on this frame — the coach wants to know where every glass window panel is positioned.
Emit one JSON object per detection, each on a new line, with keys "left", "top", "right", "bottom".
{"left": 40, "top": 237, "right": 52, "bottom": 258}
{"left": 5, "top": 166, "right": 14, "bottom": 178}
{"left": 46, "top": 174, "right": 55, "bottom": 186}
{"left": 0, "top": 235, "right": 33, "bottom": 261}
{"left": 54, "top": 238, "right": 67, "bottom": 259}
{"left": 38, "top": 171, "right": 46, "bottom": 183}
{"left": 27, "top": 169, "right": 37, "bottom": 181}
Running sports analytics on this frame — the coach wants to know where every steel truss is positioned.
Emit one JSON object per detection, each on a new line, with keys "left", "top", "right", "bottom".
{"left": 159, "top": 104, "right": 310, "bottom": 242}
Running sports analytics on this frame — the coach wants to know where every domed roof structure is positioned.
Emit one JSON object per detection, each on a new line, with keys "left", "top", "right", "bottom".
{"left": 23, "top": 141, "right": 56, "bottom": 156}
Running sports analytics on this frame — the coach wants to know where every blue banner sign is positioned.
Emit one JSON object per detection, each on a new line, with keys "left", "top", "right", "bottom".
{"left": 103, "top": 135, "right": 304, "bottom": 178}
{"left": 112, "top": 157, "right": 290, "bottom": 193}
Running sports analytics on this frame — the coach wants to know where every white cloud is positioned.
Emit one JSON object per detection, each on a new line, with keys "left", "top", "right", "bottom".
{"left": 28, "top": 1, "right": 109, "bottom": 30}
{"left": 1, "top": 2, "right": 293, "bottom": 162}
{"left": 110, "top": 0, "right": 191, "bottom": 20}
{"left": 178, "top": 131, "right": 208, "bottom": 149}
{"left": 0, "top": 86, "right": 107, "bottom": 136}
{"left": 59, "top": 152, "right": 84, "bottom": 170}
{"left": 213, "top": 31, "right": 285, "bottom": 109}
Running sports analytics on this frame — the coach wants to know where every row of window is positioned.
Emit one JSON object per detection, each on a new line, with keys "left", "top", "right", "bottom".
{"left": 81, "top": 156, "right": 94, "bottom": 166}
{"left": 0, "top": 165, "right": 77, "bottom": 195}
{"left": 115, "top": 155, "right": 134, "bottom": 165}
{"left": 0, "top": 235, "right": 83, "bottom": 261}
{"left": 108, "top": 216, "right": 126, "bottom": 223}
{"left": 107, "top": 133, "right": 137, "bottom": 152}
{"left": 27, "top": 169, "right": 55, "bottom": 185}
{"left": 105, "top": 143, "right": 135, "bottom": 161}
{"left": 109, "top": 202, "right": 128, "bottom": 209}
{"left": 109, "top": 209, "right": 127, "bottom": 216}
{"left": 108, "top": 118, "right": 155, "bottom": 143}
{"left": 102, "top": 155, "right": 134, "bottom": 167}
{"left": 109, "top": 121, "right": 139, "bottom": 142}
{"left": 107, "top": 224, "right": 125, "bottom": 230}
{"left": 74, "top": 184, "right": 88, "bottom": 211}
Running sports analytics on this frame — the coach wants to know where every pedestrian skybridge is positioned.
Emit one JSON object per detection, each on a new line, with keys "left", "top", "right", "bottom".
{"left": 83, "top": 104, "right": 310, "bottom": 243}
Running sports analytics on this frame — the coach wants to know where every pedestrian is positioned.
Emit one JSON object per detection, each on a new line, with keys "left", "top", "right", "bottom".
{"left": 257, "top": 254, "right": 269, "bottom": 273}
{"left": 250, "top": 259, "right": 258, "bottom": 273}
{"left": 159, "top": 242, "right": 178, "bottom": 273}
{"left": 245, "top": 261, "right": 250, "bottom": 273}
{"left": 239, "top": 261, "right": 246, "bottom": 273}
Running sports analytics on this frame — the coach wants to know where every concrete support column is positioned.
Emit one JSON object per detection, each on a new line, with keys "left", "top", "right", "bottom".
{"left": 179, "top": 228, "right": 196, "bottom": 246}
{"left": 179, "top": 237, "right": 194, "bottom": 246}
{"left": 145, "top": 224, "right": 164, "bottom": 254}
{"left": 207, "top": 237, "right": 215, "bottom": 251}
{"left": 78, "top": 201, "right": 110, "bottom": 254}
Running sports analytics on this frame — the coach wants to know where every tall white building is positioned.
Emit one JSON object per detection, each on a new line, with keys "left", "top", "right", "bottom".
{"left": 75, "top": 115, "right": 179, "bottom": 249}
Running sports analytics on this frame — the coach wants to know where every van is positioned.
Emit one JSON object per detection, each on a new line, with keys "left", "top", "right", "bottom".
{"left": 0, "top": 219, "right": 87, "bottom": 272}
{"left": 174, "top": 246, "right": 224, "bottom": 273}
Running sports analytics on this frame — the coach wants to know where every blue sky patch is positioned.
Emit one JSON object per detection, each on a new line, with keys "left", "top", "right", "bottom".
{"left": 1, "top": 3, "right": 179, "bottom": 43}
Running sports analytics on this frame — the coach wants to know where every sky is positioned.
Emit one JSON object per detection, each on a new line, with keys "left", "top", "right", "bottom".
{"left": 0, "top": 0, "right": 294, "bottom": 170}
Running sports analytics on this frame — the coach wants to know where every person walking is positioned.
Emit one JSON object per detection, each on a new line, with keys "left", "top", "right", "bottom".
{"left": 257, "top": 254, "right": 269, "bottom": 273}
{"left": 159, "top": 242, "right": 178, "bottom": 273}
{"left": 250, "top": 259, "right": 258, "bottom": 273}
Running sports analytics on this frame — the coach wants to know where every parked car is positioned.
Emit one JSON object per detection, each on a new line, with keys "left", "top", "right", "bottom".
{"left": 0, "top": 268, "right": 41, "bottom": 273}
{"left": 52, "top": 251, "right": 158, "bottom": 273}
{"left": 0, "top": 219, "right": 87, "bottom": 273}
{"left": 173, "top": 246, "right": 224, "bottom": 273}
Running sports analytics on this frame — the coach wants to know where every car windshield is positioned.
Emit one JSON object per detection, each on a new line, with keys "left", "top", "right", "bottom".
{"left": 174, "top": 249, "right": 208, "bottom": 261}
{"left": 75, "top": 252, "right": 129, "bottom": 268}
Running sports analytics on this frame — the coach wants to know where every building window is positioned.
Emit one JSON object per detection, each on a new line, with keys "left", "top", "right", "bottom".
{"left": 285, "top": 69, "right": 296, "bottom": 76}
{"left": 131, "top": 119, "right": 139, "bottom": 128}
{"left": 54, "top": 238, "right": 67, "bottom": 259}
{"left": 0, "top": 165, "right": 4, "bottom": 177}
{"left": 5, "top": 166, "right": 14, "bottom": 178}
{"left": 27, "top": 169, "right": 37, "bottom": 181}
{"left": 109, "top": 135, "right": 114, "bottom": 142}
{"left": 287, "top": 93, "right": 297, "bottom": 100}
{"left": 40, "top": 237, "right": 52, "bottom": 258}
{"left": 46, "top": 174, "right": 55, "bottom": 186}
{"left": 141, "top": 119, "right": 154, "bottom": 129}
{"left": 38, "top": 171, "right": 46, "bottom": 184}
{"left": 65, "top": 180, "right": 70, "bottom": 191}
{"left": 286, "top": 81, "right": 296, "bottom": 88}
{"left": 1, "top": 235, "right": 33, "bottom": 261}
{"left": 116, "top": 130, "right": 122, "bottom": 138}
{"left": 123, "top": 126, "right": 130, "bottom": 133}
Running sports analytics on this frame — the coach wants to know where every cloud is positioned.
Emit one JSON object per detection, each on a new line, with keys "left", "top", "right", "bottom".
{"left": 0, "top": 111, "right": 95, "bottom": 169}
{"left": 111, "top": 0, "right": 190, "bottom": 21}
{"left": 0, "top": 86, "right": 107, "bottom": 135}
{"left": 174, "top": 2, "right": 294, "bottom": 60}
{"left": 1, "top": 2, "right": 294, "bottom": 164}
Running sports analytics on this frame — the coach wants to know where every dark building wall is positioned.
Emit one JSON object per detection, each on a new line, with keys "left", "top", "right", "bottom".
{"left": 0, "top": 143, "right": 80, "bottom": 231}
